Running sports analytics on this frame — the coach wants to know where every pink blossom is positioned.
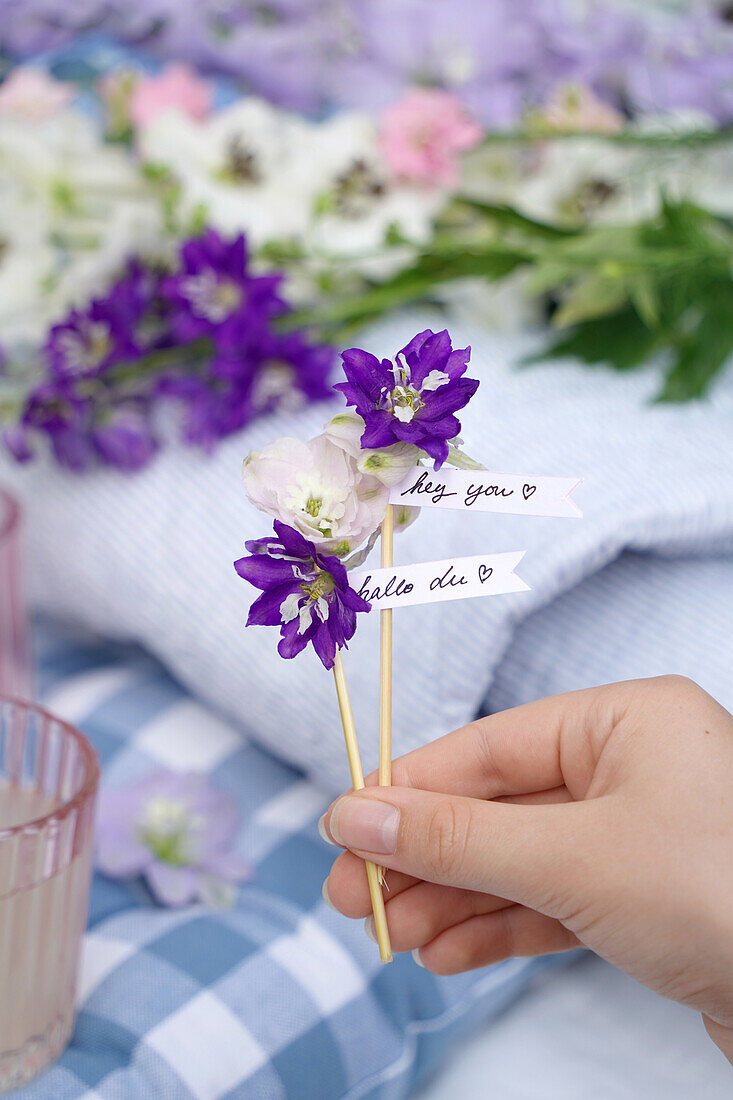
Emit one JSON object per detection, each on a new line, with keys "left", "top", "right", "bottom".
{"left": 0, "top": 67, "right": 74, "bottom": 122}
{"left": 241, "top": 434, "right": 388, "bottom": 557}
{"left": 379, "top": 88, "right": 483, "bottom": 188}
{"left": 534, "top": 83, "right": 624, "bottom": 135}
{"left": 129, "top": 64, "right": 212, "bottom": 129}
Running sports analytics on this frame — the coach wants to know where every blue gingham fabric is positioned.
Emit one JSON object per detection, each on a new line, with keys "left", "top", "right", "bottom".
{"left": 15, "top": 623, "right": 567, "bottom": 1100}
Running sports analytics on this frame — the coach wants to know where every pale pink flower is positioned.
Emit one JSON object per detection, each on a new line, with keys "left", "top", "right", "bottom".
{"left": 534, "top": 83, "right": 624, "bottom": 135}
{"left": 129, "top": 64, "right": 212, "bottom": 129}
{"left": 379, "top": 88, "right": 483, "bottom": 188}
{"left": 0, "top": 67, "right": 74, "bottom": 122}
{"left": 242, "top": 434, "right": 388, "bottom": 557}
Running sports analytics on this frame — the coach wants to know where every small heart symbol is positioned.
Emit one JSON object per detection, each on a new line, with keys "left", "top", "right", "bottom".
{"left": 522, "top": 484, "right": 537, "bottom": 501}
{"left": 478, "top": 565, "right": 493, "bottom": 584}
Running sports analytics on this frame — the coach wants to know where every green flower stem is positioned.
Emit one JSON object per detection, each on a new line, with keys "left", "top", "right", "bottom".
{"left": 476, "top": 126, "right": 733, "bottom": 148}
{"left": 0, "top": 398, "right": 25, "bottom": 423}
{"left": 97, "top": 338, "right": 214, "bottom": 389}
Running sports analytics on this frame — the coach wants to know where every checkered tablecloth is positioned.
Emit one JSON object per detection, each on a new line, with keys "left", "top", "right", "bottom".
{"left": 14, "top": 624, "right": 567, "bottom": 1100}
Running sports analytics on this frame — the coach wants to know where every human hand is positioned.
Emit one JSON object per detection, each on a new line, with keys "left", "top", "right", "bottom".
{"left": 320, "top": 677, "right": 733, "bottom": 1063}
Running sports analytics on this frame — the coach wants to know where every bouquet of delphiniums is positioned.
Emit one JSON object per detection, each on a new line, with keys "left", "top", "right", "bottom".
{"left": 1, "top": 1, "right": 731, "bottom": 479}
{"left": 3, "top": 230, "right": 334, "bottom": 471}
{"left": 235, "top": 327, "right": 481, "bottom": 962}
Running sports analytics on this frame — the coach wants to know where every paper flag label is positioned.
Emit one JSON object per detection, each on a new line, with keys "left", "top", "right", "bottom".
{"left": 390, "top": 468, "right": 582, "bottom": 518}
{"left": 350, "top": 551, "right": 529, "bottom": 611}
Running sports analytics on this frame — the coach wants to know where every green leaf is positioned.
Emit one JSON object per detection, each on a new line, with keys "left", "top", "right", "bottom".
{"left": 657, "top": 294, "right": 733, "bottom": 401}
{"left": 553, "top": 275, "right": 628, "bottom": 328}
{"left": 531, "top": 306, "right": 662, "bottom": 371}
{"left": 453, "top": 198, "right": 580, "bottom": 239}
{"left": 285, "top": 246, "right": 531, "bottom": 335}
{"left": 626, "top": 273, "right": 660, "bottom": 328}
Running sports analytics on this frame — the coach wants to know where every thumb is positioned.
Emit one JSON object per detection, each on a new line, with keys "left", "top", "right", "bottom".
{"left": 325, "top": 786, "right": 602, "bottom": 919}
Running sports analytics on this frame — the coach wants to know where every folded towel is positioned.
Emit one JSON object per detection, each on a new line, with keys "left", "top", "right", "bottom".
{"left": 489, "top": 551, "right": 733, "bottom": 717}
{"left": 4, "top": 314, "right": 733, "bottom": 789}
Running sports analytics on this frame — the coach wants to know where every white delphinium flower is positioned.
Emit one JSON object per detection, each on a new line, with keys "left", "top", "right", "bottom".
{"left": 242, "top": 434, "right": 389, "bottom": 557}
{"left": 304, "top": 112, "right": 444, "bottom": 278}
{"left": 513, "top": 138, "right": 644, "bottom": 227}
{"left": 324, "top": 409, "right": 484, "bottom": 482}
{"left": 631, "top": 110, "right": 733, "bottom": 218}
{"left": 137, "top": 99, "right": 314, "bottom": 247}
{"left": 0, "top": 195, "right": 58, "bottom": 344}
{"left": 0, "top": 110, "right": 162, "bottom": 337}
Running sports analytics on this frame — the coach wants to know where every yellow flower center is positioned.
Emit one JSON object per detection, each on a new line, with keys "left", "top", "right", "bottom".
{"left": 300, "top": 568, "right": 334, "bottom": 603}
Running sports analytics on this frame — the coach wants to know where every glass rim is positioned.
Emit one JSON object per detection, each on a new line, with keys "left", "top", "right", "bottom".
{"left": 0, "top": 695, "right": 100, "bottom": 840}
{"left": 0, "top": 488, "right": 20, "bottom": 544}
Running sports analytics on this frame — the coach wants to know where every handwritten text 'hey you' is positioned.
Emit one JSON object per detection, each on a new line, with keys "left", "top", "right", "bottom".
{"left": 390, "top": 468, "right": 583, "bottom": 519}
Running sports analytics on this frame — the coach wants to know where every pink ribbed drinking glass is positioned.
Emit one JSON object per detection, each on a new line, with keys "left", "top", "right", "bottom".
{"left": 0, "top": 489, "right": 31, "bottom": 698}
{"left": 0, "top": 700, "right": 99, "bottom": 1092}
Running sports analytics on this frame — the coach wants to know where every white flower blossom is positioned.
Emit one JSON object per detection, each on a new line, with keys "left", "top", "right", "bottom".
{"left": 137, "top": 99, "right": 314, "bottom": 246}
{"left": 242, "top": 434, "right": 389, "bottom": 556}
{"left": 323, "top": 410, "right": 422, "bottom": 487}
{"left": 0, "top": 110, "right": 162, "bottom": 345}
{"left": 304, "top": 112, "right": 444, "bottom": 277}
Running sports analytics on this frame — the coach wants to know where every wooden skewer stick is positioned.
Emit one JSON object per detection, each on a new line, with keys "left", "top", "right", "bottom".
{"left": 377, "top": 505, "right": 394, "bottom": 886}
{"left": 332, "top": 651, "right": 393, "bottom": 964}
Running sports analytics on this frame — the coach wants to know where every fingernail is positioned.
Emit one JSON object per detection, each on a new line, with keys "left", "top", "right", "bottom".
{"left": 412, "top": 948, "right": 425, "bottom": 968}
{"left": 322, "top": 879, "right": 337, "bottom": 911}
{"left": 318, "top": 813, "right": 338, "bottom": 847}
{"left": 364, "top": 916, "right": 377, "bottom": 943}
{"left": 329, "top": 796, "right": 399, "bottom": 855}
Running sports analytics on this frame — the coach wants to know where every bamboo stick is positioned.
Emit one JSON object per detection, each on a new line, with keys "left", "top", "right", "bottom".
{"left": 332, "top": 651, "right": 393, "bottom": 964}
{"left": 379, "top": 504, "right": 394, "bottom": 790}
{"left": 377, "top": 505, "right": 394, "bottom": 887}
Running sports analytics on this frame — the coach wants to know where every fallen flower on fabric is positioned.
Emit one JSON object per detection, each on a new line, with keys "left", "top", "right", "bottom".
{"left": 379, "top": 88, "right": 483, "bottom": 188}
{"left": 242, "top": 434, "right": 388, "bottom": 556}
{"left": 235, "top": 519, "right": 371, "bottom": 669}
{"left": 96, "top": 770, "right": 250, "bottom": 908}
{"left": 334, "top": 328, "right": 479, "bottom": 469}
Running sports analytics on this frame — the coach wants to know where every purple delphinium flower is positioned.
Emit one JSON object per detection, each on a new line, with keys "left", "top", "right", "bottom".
{"left": 252, "top": 330, "right": 335, "bottom": 411}
{"left": 159, "top": 372, "right": 254, "bottom": 452}
{"left": 216, "top": 327, "right": 335, "bottom": 415}
{"left": 334, "top": 328, "right": 478, "bottom": 469}
{"left": 44, "top": 260, "right": 162, "bottom": 379}
{"left": 625, "top": 9, "right": 733, "bottom": 125}
{"left": 5, "top": 230, "right": 333, "bottom": 472}
{"left": 45, "top": 304, "right": 137, "bottom": 379}
{"left": 162, "top": 230, "right": 286, "bottom": 344}
{"left": 90, "top": 401, "right": 158, "bottom": 472}
{"left": 234, "top": 519, "right": 371, "bottom": 670}
{"left": 158, "top": 321, "right": 335, "bottom": 450}
{"left": 6, "top": 378, "right": 93, "bottom": 471}
{"left": 96, "top": 770, "right": 250, "bottom": 908}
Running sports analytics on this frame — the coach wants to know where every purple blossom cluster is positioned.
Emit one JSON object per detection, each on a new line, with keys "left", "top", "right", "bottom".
{"left": 234, "top": 327, "right": 479, "bottom": 668}
{"left": 6, "top": 230, "right": 334, "bottom": 472}
{"left": 336, "top": 328, "right": 478, "bottom": 468}
{"left": 1, "top": 1, "right": 731, "bottom": 123}
{"left": 335, "top": 0, "right": 733, "bottom": 126}
{"left": 235, "top": 519, "right": 371, "bottom": 670}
